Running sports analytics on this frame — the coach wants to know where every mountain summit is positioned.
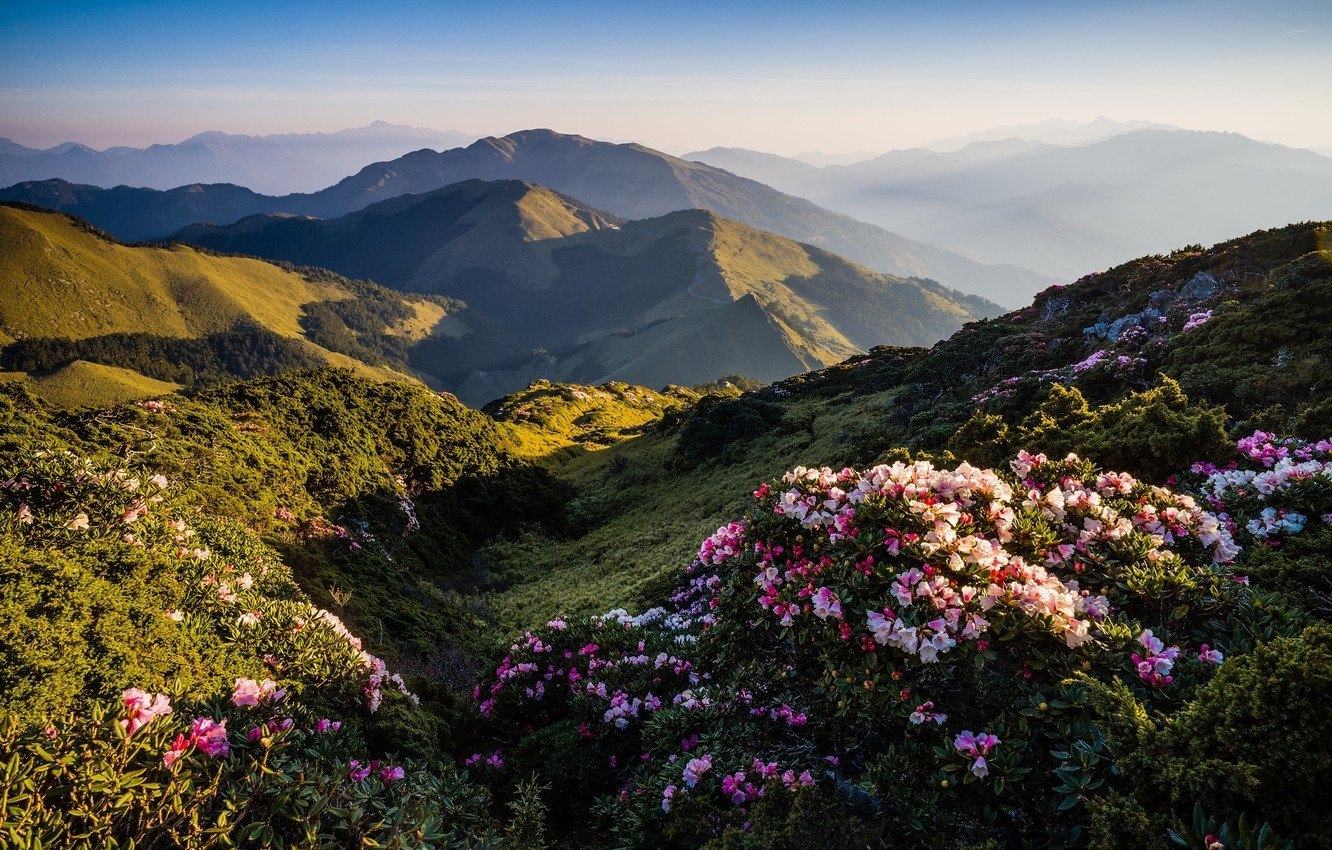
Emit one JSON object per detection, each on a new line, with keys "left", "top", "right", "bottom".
{"left": 169, "top": 179, "right": 999, "bottom": 403}
{"left": 1, "top": 129, "right": 1052, "bottom": 305}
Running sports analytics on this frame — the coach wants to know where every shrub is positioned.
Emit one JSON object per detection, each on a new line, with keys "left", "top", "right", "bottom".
{"left": 1150, "top": 624, "right": 1332, "bottom": 848}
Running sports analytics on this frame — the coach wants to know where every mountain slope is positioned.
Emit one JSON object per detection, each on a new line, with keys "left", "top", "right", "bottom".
{"left": 168, "top": 181, "right": 1000, "bottom": 402}
{"left": 0, "top": 203, "right": 453, "bottom": 399}
{"left": 0, "top": 122, "right": 479, "bottom": 194}
{"left": 295, "top": 129, "right": 1051, "bottom": 305}
{"left": 0, "top": 179, "right": 277, "bottom": 242}
{"left": 1, "top": 129, "right": 1054, "bottom": 306}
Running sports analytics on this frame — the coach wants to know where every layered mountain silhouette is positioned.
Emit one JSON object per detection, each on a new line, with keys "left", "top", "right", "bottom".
{"left": 0, "top": 129, "right": 1051, "bottom": 306}
{"left": 686, "top": 129, "right": 1332, "bottom": 280}
{"left": 168, "top": 179, "right": 1000, "bottom": 403}
{"left": 0, "top": 122, "right": 478, "bottom": 195}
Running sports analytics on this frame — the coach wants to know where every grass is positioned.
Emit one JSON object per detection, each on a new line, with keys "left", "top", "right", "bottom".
{"left": 23, "top": 361, "right": 183, "bottom": 409}
{"left": 0, "top": 206, "right": 350, "bottom": 341}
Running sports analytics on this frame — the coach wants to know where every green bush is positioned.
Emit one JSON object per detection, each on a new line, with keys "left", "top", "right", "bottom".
{"left": 1151, "top": 624, "right": 1332, "bottom": 848}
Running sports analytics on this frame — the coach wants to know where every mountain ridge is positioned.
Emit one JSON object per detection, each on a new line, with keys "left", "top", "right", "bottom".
{"left": 165, "top": 180, "right": 999, "bottom": 403}
{"left": 687, "top": 128, "right": 1332, "bottom": 280}
{"left": 0, "top": 122, "right": 479, "bottom": 194}
{"left": 0, "top": 128, "right": 1053, "bottom": 306}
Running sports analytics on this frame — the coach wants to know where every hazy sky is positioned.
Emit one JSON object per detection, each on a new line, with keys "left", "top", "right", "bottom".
{"left": 2, "top": 0, "right": 1329, "bottom": 155}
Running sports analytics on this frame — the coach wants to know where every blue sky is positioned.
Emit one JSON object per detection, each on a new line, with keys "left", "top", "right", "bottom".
{"left": 2, "top": 0, "right": 1329, "bottom": 153}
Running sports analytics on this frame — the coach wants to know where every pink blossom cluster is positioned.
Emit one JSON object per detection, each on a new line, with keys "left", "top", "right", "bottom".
{"left": 120, "top": 688, "right": 173, "bottom": 736}
{"left": 349, "top": 759, "right": 405, "bottom": 783}
{"left": 475, "top": 605, "right": 704, "bottom": 725}
{"left": 1192, "top": 431, "right": 1332, "bottom": 542}
{"left": 1016, "top": 451, "right": 1238, "bottom": 565}
{"left": 954, "top": 730, "right": 1000, "bottom": 778}
{"left": 1181, "top": 310, "right": 1213, "bottom": 332}
{"left": 664, "top": 756, "right": 816, "bottom": 812}
{"left": 231, "top": 677, "right": 285, "bottom": 707}
{"left": 909, "top": 701, "right": 947, "bottom": 726}
{"left": 751, "top": 457, "right": 1145, "bottom": 656}
{"left": 463, "top": 750, "right": 506, "bottom": 770}
{"left": 699, "top": 521, "right": 746, "bottom": 565}
{"left": 164, "top": 717, "right": 230, "bottom": 767}
{"left": 1130, "top": 629, "right": 1181, "bottom": 687}
{"left": 747, "top": 702, "right": 808, "bottom": 727}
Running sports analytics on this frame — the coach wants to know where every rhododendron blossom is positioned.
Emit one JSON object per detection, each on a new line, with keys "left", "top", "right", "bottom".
{"left": 231, "top": 677, "right": 284, "bottom": 707}
{"left": 120, "top": 688, "right": 172, "bottom": 736}
{"left": 954, "top": 730, "right": 1000, "bottom": 778}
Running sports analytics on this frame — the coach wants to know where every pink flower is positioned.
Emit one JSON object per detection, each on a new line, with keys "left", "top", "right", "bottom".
{"left": 954, "top": 730, "right": 999, "bottom": 777}
{"left": 120, "top": 688, "right": 172, "bottom": 736}
{"left": 1198, "top": 644, "right": 1224, "bottom": 664}
{"left": 811, "top": 586, "right": 843, "bottom": 620}
{"left": 682, "top": 753, "right": 712, "bottom": 787}
{"left": 163, "top": 733, "right": 191, "bottom": 767}
{"left": 379, "top": 765, "right": 405, "bottom": 783}
{"left": 231, "top": 677, "right": 284, "bottom": 707}
{"left": 191, "top": 717, "right": 230, "bottom": 758}
{"left": 349, "top": 759, "right": 372, "bottom": 782}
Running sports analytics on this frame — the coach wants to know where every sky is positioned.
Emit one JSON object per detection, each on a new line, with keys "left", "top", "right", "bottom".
{"left": 2, "top": 0, "right": 1329, "bottom": 156}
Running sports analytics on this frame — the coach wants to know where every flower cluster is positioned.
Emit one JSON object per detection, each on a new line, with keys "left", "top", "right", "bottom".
{"left": 231, "top": 677, "right": 286, "bottom": 707}
{"left": 1130, "top": 629, "right": 1182, "bottom": 687}
{"left": 164, "top": 717, "right": 230, "bottom": 766}
{"left": 121, "top": 688, "right": 173, "bottom": 736}
{"left": 348, "top": 759, "right": 405, "bottom": 783}
{"left": 744, "top": 454, "right": 1233, "bottom": 689}
{"left": 1190, "top": 431, "right": 1332, "bottom": 542}
{"left": 1180, "top": 309, "right": 1213, "bottom": 332}
{"left": 953, "top": 730, "right": 1000, "bottom": 778}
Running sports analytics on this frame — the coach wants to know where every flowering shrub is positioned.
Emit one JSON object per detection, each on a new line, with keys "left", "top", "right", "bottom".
{"left": 471, "top": 450, "right": 1259, "bottom": 847}
{"left": 0, "top": 690, "right": 494, "bottom": 847}
{"left": 1189, "top": 430, "right": 1332, "bottom": 543}
{"left": 0, "top": 448, "right": 487, "bottom": 845}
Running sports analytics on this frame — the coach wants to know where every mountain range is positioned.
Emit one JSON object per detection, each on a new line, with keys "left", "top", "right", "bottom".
{"left": 0, "top": 129, "right": 1052, "bottom": 307}
{"left": 0, "top": 122, "right": 478, "bottom": 195}
{"left": 0, "top": 187, "right": 997, "bottom": 406}
{"left": 169, "top": 179, "right": 998, "bottom": 402}
{"left": 685, "top": 129, "right": 1332, "bottom": 280}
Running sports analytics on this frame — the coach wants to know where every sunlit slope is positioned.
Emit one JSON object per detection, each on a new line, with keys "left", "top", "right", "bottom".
{"left": 0, "top": 205, "right": 443, "bottom": 398}
{"left": 168, "top": 185, "right": 997, "bottom": 402}
{"left": 21, "top": 361, "right": 183, "bottom": 408}
{"left": 0, "top": 204, "right": 346, "bottom": 342}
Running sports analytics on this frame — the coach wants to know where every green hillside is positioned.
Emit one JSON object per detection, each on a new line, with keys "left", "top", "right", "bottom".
{"left": 0, "top": 203, "right": 460, "bottom": 400}
{"left": 3, "top": 222, "right": 1331, "bottom": 847}
{"left": 12, "top": 360, "right": 183, "bottom": 408}
{"left": 170, "top": 183, "right": 999, "bottom": 403}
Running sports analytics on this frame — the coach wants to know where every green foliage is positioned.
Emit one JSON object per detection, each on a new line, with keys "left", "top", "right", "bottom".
{"left": 1168, "top": 803, "right": 1295, "bottom": 850}
{"left": 0, "top": 324, "right": 326, "bottom": 389}
{"left": 674, "top": 395, "right": 786, "bottom": 468}
{"left": 1232, "top": 525, "right": 1332, "bottom": 600}
{"left": 0, "top": 700, "right": 496, "bottom": 849}
{"left": 1087, "top": 792, "right": 1170, "bottom": 850}
{"left": 952, "top": 379, "right": 1230, "bottom": 480}
{"left": 1149, "top": 625, "right": 1332, "bottom": 847}
{"left": 697, "top": 785, "right": 880, "bottom": 850}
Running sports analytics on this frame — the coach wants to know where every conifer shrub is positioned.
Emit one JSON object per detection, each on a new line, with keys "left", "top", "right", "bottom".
{"left": 673, "top": 396, "right": 785, "bottom": 467}
{"left": 952, "top": 379, "right": 1229, "bottom": 481}
{"left": 1150, "top": 624, "right": 1332, "bottom": 848}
